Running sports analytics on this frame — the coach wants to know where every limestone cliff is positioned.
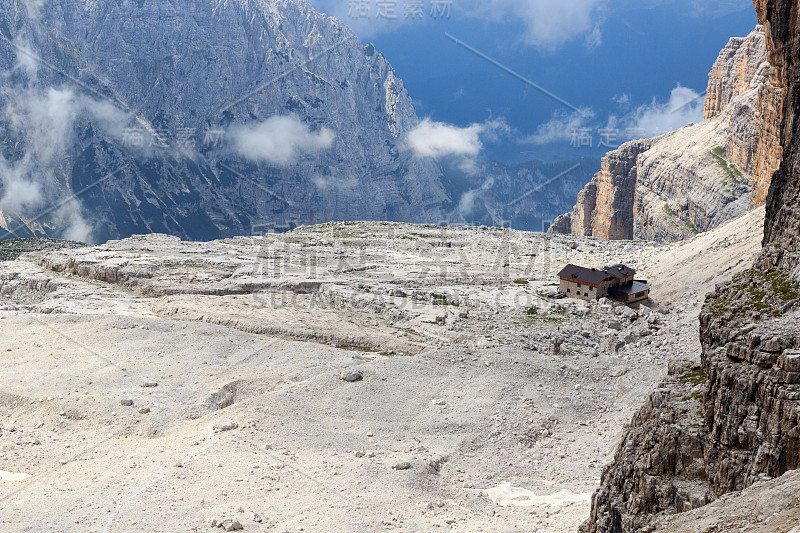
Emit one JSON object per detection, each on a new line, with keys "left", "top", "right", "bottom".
{"left": 582, "top": 3, "right": 800, "bottom": 532}
{"left": 753, "top": 61, "right": 784, "bottom": 206}
{"left": 550, "top": 141, "right": 645, "bottom": 240}
{"left": 551, "top": 26, "right": 780, "bottom": 241}
{"left": 708, "top": 27, "right": 782, "bottom": 208}
{"left": 704, "top": 28, "right": 767, "bottom": 119}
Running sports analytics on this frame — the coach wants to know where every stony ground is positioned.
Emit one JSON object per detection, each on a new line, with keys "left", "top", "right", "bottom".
{"left": 649, "top": 469, "right": 800, "bottom": 533}
{"left": 0, "top": 208, "right": 764, "bottom": 533}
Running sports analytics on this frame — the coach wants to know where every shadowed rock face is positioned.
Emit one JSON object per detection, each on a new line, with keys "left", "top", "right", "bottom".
{"left": 757, "top": 0, "right": 800, "bottom": 274}
{"left": 582, "top": 3, "right": 800, "bottom": 532}
{"left": 0, "top": 0, "right": 449, "bottom": 242}
{"left": 551, "top": 26, "right": 780, "bottom": 242}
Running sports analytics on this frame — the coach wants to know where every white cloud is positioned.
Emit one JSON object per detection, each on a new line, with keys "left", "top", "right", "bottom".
{"left": 228, "top": 115, "right": 335, "bottom": 165}
{"left": 84, "top": 98, "right": 133, "bottom": 141}
{"left": 21, "top": 0, "right": 47, "bottom": 20}
{"left": 407, "top": 118, "right": 510, "bottom": 176}
{"left": 585, "top": 25, "right": 603, "bottom": 50}
{"left": 522, "top": 109, "right": 595, "bottom": 146}
{"left": 0, "top": 87, "right": 78, "bottom": 214}
{"left": 521, "top": 85, "right": 704, "bottom": 149}
{"left": 0, "top": 171, "right": 42, "bottom": 212}
{"left": 0, "top": 86, "right": 96, "bottom": 241}
{"left": 612, "top": 93, "right": 631, "bottom": 106}
{"left": 58, "top": 202, "right": 93, "bottom": 242}
{"left": 12, "top": 38, "right": 39, "bottom": 78}
{"left": 628, "top": 85, "right": 704, "bottom": 137}
{"left": 0, "top": 83, "right": 133, "bottom": 242}
{"left": 466, "top": 0, "right": 606, "bottom": 50}
{"left": 457, "top": 177, "right": 495, "bottom": 220}
{"left": 406, "top": 119, "right": 485, "bottom": 159}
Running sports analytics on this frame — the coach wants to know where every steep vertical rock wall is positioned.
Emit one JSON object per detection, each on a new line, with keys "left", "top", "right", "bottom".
{"left": 704, "top": 28, "right": 767, "bottom": 119}
{"left": 756, "top": 0, "right": 800, "bottom": 274}
{"left": 753, "top": 62, "right": 784, "bottom": 206}
{"left": 582, "top": 3, "right": 800, "bottom": 532}
{"left": 550, "top": 140, "right": 652, "bottom": 240}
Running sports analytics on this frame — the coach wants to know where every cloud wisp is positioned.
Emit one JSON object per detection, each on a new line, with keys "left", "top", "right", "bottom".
{"left": 405, "top": 118, "right": 508, "bottom": 174}
{"left": 628, "top": 85, "right": 705, "bottom": 137}
{"left": 521, "top": 84, "right": 705, "bottom": 150}
{"left": 523, "top": 109, "right": 596, "bottom": 145}
{"left": 228, "top": 115, "right": 335, "bottom": 166}
{"left": 0, "top": 84, "right": 136, "bottom": 242}
{"left": 309, "top": 0, "right": 606, "bottom": 51}
{"left": 468, "top": 0, "right": 606, "bottom": 50}
{"left": 406, "top": 119, "right": 485, "bottom": 159}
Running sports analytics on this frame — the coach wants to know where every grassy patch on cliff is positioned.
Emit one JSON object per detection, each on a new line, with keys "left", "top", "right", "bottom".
{"left": 710, "top": 297, "right": 735, "bottom": 318}
{"left": 684, "top": 220, "right": 700, "bottom": 234}
{"left": 709, "top": 145, "right": 744, "bottom": 184}
{"left": 715, "top": 268, "right": 800, "bottom": 319}
{"left": 679, "top": 369, "right": 706, "bottom": 387}
{"left": 663, "top": 204, "right": 699, "bottom": 234}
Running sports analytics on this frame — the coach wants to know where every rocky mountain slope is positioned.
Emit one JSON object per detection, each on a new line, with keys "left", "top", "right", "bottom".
{"left": 550, "top": 26, "right": 781, "bottom": 243}
{"left": 581, "top": 2, "right": 800, "bottom": 531}
{"left": 0, "top": 206, "right": 765, "bottom": 532}
{"left": 0, "top": 0, "right": 451, "bottom": 243}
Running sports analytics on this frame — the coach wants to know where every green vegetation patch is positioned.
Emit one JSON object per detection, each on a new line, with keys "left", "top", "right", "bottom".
{"left": 681, "top": 392, "right": 704, "bottom": 402}
{"left": 763, "top": 269, "right": 800, "bottom": 301}
{"left": 679, "top": 369, "right": 706, "bottom": 387}
{"left": 741, "top": 268, "right": 800, "bottom": 316}
{"left": 710, "top": 297, "right": 735, "bottom": 318}
{"left": 431, "top": 293, "right": 459, "bottom": 306}
{"left": 709, "top": 145, "right": 743, "bottom": 184}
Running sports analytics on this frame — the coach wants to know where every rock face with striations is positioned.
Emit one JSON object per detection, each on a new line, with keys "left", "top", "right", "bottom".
{"left": 551, "top": 26, "right": 780, "bottom": 242}
{"left": 704, "top": 28, "right": 768, "bottom": 119}
{"left": 582, "top": 3, "right": 800, "bottom": 532}
{"left": 550, "top": 140, "right": 653, "bottom": 240}
{"left": 0, "top": 0, "right": 449, "bottom": 243}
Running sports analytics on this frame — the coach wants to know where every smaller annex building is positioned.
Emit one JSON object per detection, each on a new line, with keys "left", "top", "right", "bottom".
{"left": 557, "top": 263, "right": 650, "bottom": 303}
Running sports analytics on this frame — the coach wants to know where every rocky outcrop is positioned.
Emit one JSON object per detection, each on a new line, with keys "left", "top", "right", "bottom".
{"left": 649, "top": 469, "right": 800, "bottom": 533}
{"left": 704, "top": 27, "right": 767, "bottom": 119}
{"left": 549, "top": 140, "right": 652, "bottom": 239}
{"left": 585, "top": 361, "right": 711, "bottom": 532}
{"left": 551, "top": 26, "right": 781, "bottom": 241}
{"left": 582, "top": 3, "right": 800, "bottom": 532}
